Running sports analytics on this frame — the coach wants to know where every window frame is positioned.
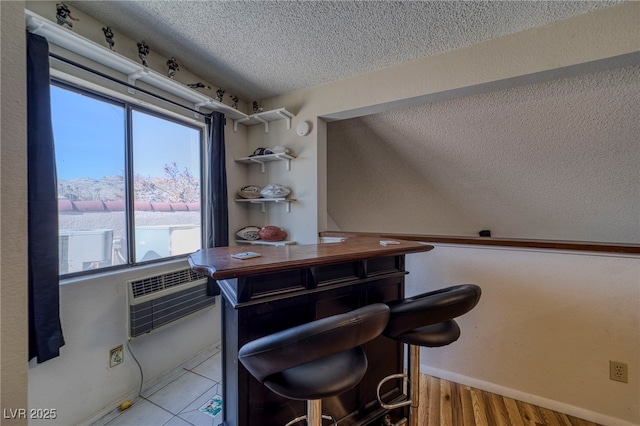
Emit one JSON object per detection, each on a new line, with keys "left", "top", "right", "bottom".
{"left": 51, "top": 79, "right": 206, "bottom": 279}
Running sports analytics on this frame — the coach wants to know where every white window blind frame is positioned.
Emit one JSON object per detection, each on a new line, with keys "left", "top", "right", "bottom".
{"left": 50, "top": 67, "right": 207, "bottom": 129}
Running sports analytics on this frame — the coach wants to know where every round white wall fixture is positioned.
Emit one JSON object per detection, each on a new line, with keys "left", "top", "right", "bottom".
{"left": 296, "top": 121, "right": 310, "bottom": 136}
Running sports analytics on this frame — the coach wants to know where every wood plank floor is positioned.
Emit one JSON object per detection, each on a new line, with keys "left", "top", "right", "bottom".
{"left": 415, "top": 374, "right": 602, "bottom": 426}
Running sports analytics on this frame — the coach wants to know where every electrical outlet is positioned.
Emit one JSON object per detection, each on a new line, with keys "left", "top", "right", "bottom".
{"left": 109, "top": 345, "right": 124, "bottom": 368}
{"left": 609, "top": 361, "right": 628, "bottom": 383}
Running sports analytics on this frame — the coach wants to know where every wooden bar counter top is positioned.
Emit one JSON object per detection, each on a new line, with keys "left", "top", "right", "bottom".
{"left": 188, "top": 236, "right": 434, "bottom": 280}
{"left": 188, "top": 236, "right": 434, "bottom": 426}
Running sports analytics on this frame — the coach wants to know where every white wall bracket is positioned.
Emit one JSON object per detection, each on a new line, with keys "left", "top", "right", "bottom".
{"left": 236, "top": 198, "right": 295, "bottom": 213}
{"left": 233, "top": 108, "right": 295, "bottom": 133}
{"left": 127, "top": 69, "right": 148, "bottom": 94}
{"left": 235, "top": 153, "right": 295, "bottom": 173}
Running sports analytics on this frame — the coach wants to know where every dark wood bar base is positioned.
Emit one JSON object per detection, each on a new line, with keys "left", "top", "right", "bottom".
{"left": 189, "top": 238, "right": 434, "bottom": 426}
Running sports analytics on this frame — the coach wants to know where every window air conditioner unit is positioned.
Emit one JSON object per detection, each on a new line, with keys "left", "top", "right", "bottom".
{"left": 127, "top": 268, "right": 214, "bottom": 339}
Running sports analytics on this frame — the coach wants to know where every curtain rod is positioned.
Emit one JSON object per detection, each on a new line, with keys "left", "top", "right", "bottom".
{"left": 49, "top": 52, "right": 210, "bottom": 118}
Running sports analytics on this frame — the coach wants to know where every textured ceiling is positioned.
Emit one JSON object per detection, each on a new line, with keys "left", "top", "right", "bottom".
{"left": 327, "top": 65, "right": 640, "bottom": 243}
{"left": 68, "top": 1, "right": 620, "bottom": 101}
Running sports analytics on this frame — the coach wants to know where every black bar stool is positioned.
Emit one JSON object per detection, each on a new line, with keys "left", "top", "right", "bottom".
{"left": 239, "top": 303, "right": 390, "bottom": 426}
{"left": 376, "top": 284, "right": 481, "bottom": 426}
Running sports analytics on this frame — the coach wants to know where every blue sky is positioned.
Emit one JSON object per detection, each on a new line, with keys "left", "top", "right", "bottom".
{"left": 51, "top": 85, "right": 201, "bottom": 180}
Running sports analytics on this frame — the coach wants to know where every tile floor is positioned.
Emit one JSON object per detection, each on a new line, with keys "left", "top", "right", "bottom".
{"left": 93, "top": 345, "right": 224, "bottom": 426}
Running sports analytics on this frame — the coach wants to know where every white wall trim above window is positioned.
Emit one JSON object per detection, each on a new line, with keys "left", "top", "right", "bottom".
{"left": 25, "top": 9, "right": 244, "bottom": 120}
{"left": 26, "top": 9, "right": 295, "bottom": 133}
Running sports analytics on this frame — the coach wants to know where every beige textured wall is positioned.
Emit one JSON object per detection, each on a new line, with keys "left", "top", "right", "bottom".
{"left": 1, "top": 1, "right": 28, "bottom": 423}
{"left": 405, "top": 247, "right": 639, "bottom": 425}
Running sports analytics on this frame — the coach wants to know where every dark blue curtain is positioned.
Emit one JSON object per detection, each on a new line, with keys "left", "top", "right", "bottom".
{"left": 205, "top": 112, "right": 228, "bottom": 296}
{"left": 27, "top": 32, "right": 65, "bottom": 363}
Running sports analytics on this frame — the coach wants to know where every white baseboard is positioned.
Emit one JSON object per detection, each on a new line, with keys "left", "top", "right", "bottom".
{"left": 77, "top": 388, "right": 141, "bottom": 426}
{"left": 420, "top": 365, "right": 639, "bottom": 426}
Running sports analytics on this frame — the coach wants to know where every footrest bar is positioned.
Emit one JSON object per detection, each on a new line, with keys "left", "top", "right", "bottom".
{"left": 376, "top": 373, "right": 412, "bottom": 410}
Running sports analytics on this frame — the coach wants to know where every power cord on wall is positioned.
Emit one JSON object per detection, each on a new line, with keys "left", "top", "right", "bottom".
{"left": 119, "top": 340, "right": 144, "bottom": 411}
{"left": 121, "top": 280, "right": 144, "bottom": 412}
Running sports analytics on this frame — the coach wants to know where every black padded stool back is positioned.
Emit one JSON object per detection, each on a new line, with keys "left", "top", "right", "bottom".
{"left": 377, "top": 284, "right": 481, "bottom": 426}
{"left": 384, "top": 284, "right": 481, "bottom": 343}
{"left": 239, "top": 303, "right": 390, "bottom": 425}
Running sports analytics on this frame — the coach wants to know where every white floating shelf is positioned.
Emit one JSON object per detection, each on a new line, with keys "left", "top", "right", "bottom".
{"left": 234, "top": 108, "right": 294, "bottom": 133}
{"left": 235, "top": 198, "right": 296, "bottom": 213}
{"left": 235, "top": 153, "right": 296, "bottom": 172}
{"left": 26, "top": 10, "right": 247, "bottom": 122}
{"left": 235, "top": 240, "right": 296, "bottom": 246}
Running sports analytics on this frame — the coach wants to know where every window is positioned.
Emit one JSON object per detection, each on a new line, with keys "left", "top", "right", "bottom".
{"left": 51, "top": 82, "right": 203, "bottom": 276}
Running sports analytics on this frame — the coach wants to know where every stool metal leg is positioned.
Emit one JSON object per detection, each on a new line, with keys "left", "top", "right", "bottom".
{"left": 307, "top": 400, "right": 322, "bottom": 426}
{"left": 376, "top": 343, "right": 422, "bottom": 426}
{"left": 407, "top": 344, "right": 420, "bottom": 426}
{"left": 284, "top": 400, "right": 336, "bottom": 426}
